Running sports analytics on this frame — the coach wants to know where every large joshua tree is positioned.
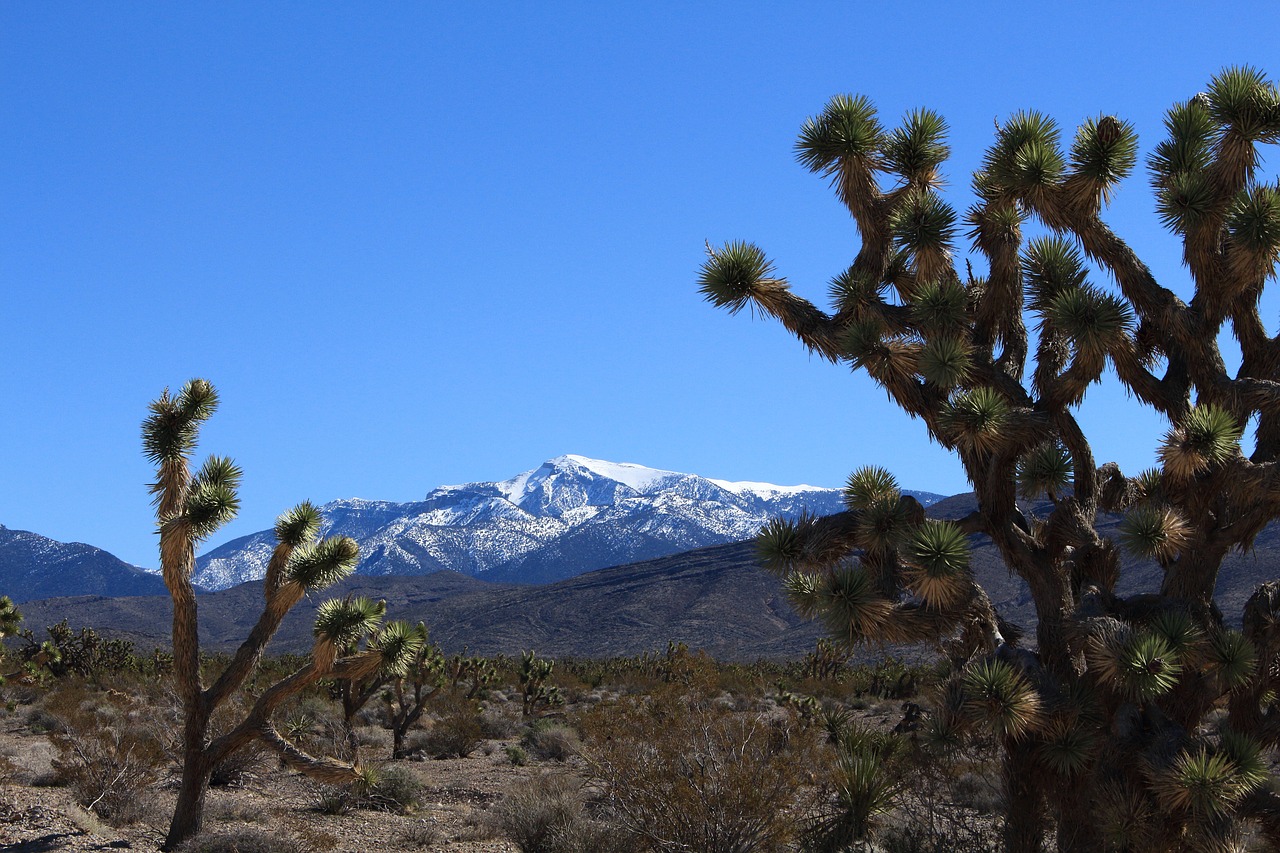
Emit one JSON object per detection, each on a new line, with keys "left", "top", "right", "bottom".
{"left": 143, "top": 379, "right": 424, "bottom": 850}
{"left": 699, "top": 68, "right": 1280, "bottom": 852}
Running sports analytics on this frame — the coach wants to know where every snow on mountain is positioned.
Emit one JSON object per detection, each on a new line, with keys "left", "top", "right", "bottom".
{"left": 0, "top": 524, "right": 169, "bottom": 602}
{"left": 194, "top": 455, "right": 943, "bottom": 591}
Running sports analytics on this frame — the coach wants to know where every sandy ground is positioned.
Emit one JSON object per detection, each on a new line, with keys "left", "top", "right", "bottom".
{"left": 0, "top": 715, "right": 540, "bottom": 852}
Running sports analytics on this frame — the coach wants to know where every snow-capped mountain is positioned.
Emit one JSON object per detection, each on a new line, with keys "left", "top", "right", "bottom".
{"left": 194, "top": 455, "right": 943, "bottom": 590}
{"left": 0, "top": 524, "right": 168, "bottom": 602}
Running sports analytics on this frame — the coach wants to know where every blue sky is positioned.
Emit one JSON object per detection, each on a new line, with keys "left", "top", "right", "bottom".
{"left": 2, "top": 3, "right": 1277, "bottom": 569}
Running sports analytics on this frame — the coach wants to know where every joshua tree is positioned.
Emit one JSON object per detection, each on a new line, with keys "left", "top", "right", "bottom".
{"left": 331, "top": 618, "right": 431, "bottom": 758}
{"left": 699, "top": 68, "right": 1280, "bottom": 852}
{"left": 518, "top": 649, "right": 563, "bottom": 718}
{"left": 384, "top": 626, "right": 445, "bottom": 758}
{"left": 143, "top": 379, "right": 423, "bottom": 850}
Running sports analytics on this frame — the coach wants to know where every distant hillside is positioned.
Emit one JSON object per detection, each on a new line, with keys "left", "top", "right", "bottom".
{"left": 21, "top": 541, "right": 829, "bottom": 660}
{"left": 0, "top": 525, "right": 167, "bottom": 603}
{"left": 19, "top": 495, "right": 1279, "bottom": 659}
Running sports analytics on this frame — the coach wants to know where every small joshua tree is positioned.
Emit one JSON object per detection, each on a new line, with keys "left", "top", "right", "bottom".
{"left": 518, "top": 649, "right": 563, "bottom": 718}
{"left": 384, "top": 626, "right": 446, "bottom": 758}
{"left": 144, "top": 380, "right": 423, "bottom": 850}
{"left": 699, "top": 68, "right": 1280, "bottom": 852}
{"left": 331, "top": 618, "right": 432, "bottom": 759}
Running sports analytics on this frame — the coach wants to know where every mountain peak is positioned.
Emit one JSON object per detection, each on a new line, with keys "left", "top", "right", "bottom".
{"left": 193, "top": 455, "right": 857, "bottom": 590}
{"left": 546, "top": 455, "right": 681, "bottom": 492}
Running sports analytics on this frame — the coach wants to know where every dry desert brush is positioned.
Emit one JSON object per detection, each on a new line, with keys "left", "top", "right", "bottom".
{"left": 144, "top": 379, "right": 424, "bottom": 849}
{"left": 699, "top": 68, "right": 1280, "bottom": 852}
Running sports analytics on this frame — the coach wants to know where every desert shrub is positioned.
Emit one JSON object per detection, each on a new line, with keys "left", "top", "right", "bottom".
{"left": 395, "top": 821, "right": 442, "bottom": 849}
{"left": 522, "top": 718, "right": 581, "bottom": 762}
{"left": 361, "top": 763, "right": 425, "bottom": 813}
{"left": 24, "top": 705, "right": 63, "bottom": 734}
{"left": 506, "top": 744, "right": 529, "bottom": 765}
{"left": 420, "top": 694, "right": 485, "bottom": 758}
{"left": 494, "top": 771, "right": 638, "bottom": 853}
{"left": 480, "top": 705, "right": 520, "bottom": 739}
{"left": 176, "top": 828, "right": 309, "bottom": 853}
{"left": 311, "top": 784, "right": 352, "bottom": 815}
{"left": 581, "top": 689, "right": 821, "bottom": 853}
{"left": 208, "top": 741, "right": 268, "bottom": 788}
{"left": 48, "top": 692, "right": 166, "bottom": 824}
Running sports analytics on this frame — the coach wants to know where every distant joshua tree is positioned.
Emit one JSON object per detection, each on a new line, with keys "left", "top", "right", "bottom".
{"left": 699, "top": 68, "right": 1280, "bottom": 852}
{"left": 144, "top": 380, "right": 423, "bottom": 850}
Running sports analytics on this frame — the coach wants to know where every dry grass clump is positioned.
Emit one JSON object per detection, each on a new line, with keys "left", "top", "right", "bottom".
{"left": 493, "top": 770, "right": 639, "bottom": 853}
{"left": 521, "top": 718, "right": 581, "bottom": 762}
{"left": 46, "top": 688, "right": 167, "bottom": 825}
{"left": 580, "top": 686, "right": 822, "bottom": 853}
{"left": 175, "top": 827, "right": 310, "bottom": 853}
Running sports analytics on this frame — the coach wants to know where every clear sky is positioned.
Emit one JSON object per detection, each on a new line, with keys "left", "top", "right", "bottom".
{"left": 2, "top": 3, "right": 1277, "bottom": 569}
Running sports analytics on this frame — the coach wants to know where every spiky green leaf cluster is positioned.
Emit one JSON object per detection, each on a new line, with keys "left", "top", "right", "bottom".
{"left": 370, "top": 620, "right": 428, "bottom": 677}
{"left": 939, "top": 387, "right": 1011, "bottom": 454}
{"left": 758, "top": 516, "right": 806, "bottom": 574}
{"left": 287, "top": 536, "right": 360, "bottom": 590}
{"left": 697, "top": 241, "right": 774, "bottom": 313}
{"left": 1208, "top": 630, "right": 1256, "bottom": 689}
{"left": 1152, "top": 748, "right": 1250, "bottom": 818}
{"left": 0, "top": 596, "right": 22, "bottom": 640}
{"left": 855, "top": 496, "right": 908, "bottom": 552}
{"left": 1148, "top": 611, "right": 1205, "bottom": 663}
{"left": 1156, "top": 170, "right": 1215, "bottom": 234}
{"left": 1227, "top": 185, "right": 1280, "bottom": 260}
{"left": 979, "top": 111, "right": 1063, "bottom": 199}
{"left": 795, "top": 94, "right": 884, "bottom": 175}
{"left": 918, "top": 337, "right": 972, "bottom": 388}
{"left": 313, "top": 596, "right": 386, "bottom": 648}
{"left": 141, "top": 378, "right": 219, "bottom": 465}
{"left": 1036, "top": 717, "right": 1099, "bottom": 776}
{"left": 1016, "top": 442, "right": 1073, "bottom": 499}
{"left": 275, "top": 501, "right": 322, "bottom": 548}
{"left": 176, "top": 455, "right": 242, "bottom": 542}
{"left": 1023, "top": 237, "right": 1089, "bottom": 309}
{"left": 782, "top": 571, "right": 822, "bottom": 619}
{"left": 827, "top": 267, "right": 885, "bottom": 314}
{"left": 1149, "top": 98, "right": 1215, "bottom": 188}
{"left": 816, "top": 565, "right": 893, "bottom": 645}
{"left": 840, "top": 317, "right": 885, "bottom": 364}
{"left": 961, "top": 659, "right": 1042, "bottom": 740}
{"left": 1134, "top": 468, "right": 1165, "bottom": 503}
{"left": 1104, "top": 631, "right": 1183, "bottom": 702}
{"left": 909, "top": 280, "right": 969, "bottom": 335}
{"left": 1118, "top": 504, "right": 1190, "bottom": 561}
{"left": 1069, "top": 115, "right": 1139, "bottom": 192}
{"left": 904, "top": 520, "right": 969, "bottom": 608}
{"left": 882, "top": 108, "right": 949, "bottom": 182}
{"left": 1205, "top": 66, "right": 1280, "bottom": 140}
{"left": 888, "top": 189, "right": 956, "bottom": 259}
{"left": 1043, "top": 285, "right": 1133, "bottom": 358}
{"left": 1158, "top": 404, "right": 1243, "bottom": 479}
{"left": 842, "top": 466, "right": 900, "bottom": 511}
{"left": 1217, "top": 730, "right": 1269, "bottom": 793}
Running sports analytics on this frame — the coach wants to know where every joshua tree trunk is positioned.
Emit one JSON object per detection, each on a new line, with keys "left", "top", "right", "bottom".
{"left": 166, "top": 740, "right": 212, "bottom": 850}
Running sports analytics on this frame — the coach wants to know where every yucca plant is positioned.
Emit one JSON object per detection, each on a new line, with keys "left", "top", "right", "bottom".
{"left": 700, "top": 68, "right": 1280, "bottom": 852}
{"left": 145, "top": 381, "right": 420, "bottom": 850}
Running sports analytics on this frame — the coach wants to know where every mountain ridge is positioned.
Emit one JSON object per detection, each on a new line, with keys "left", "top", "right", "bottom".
{"left": 193, "top": 454, "right": 943, "bottom": 589}
{"left": 0, "top": 524, "right": 168, "bottom": 603}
